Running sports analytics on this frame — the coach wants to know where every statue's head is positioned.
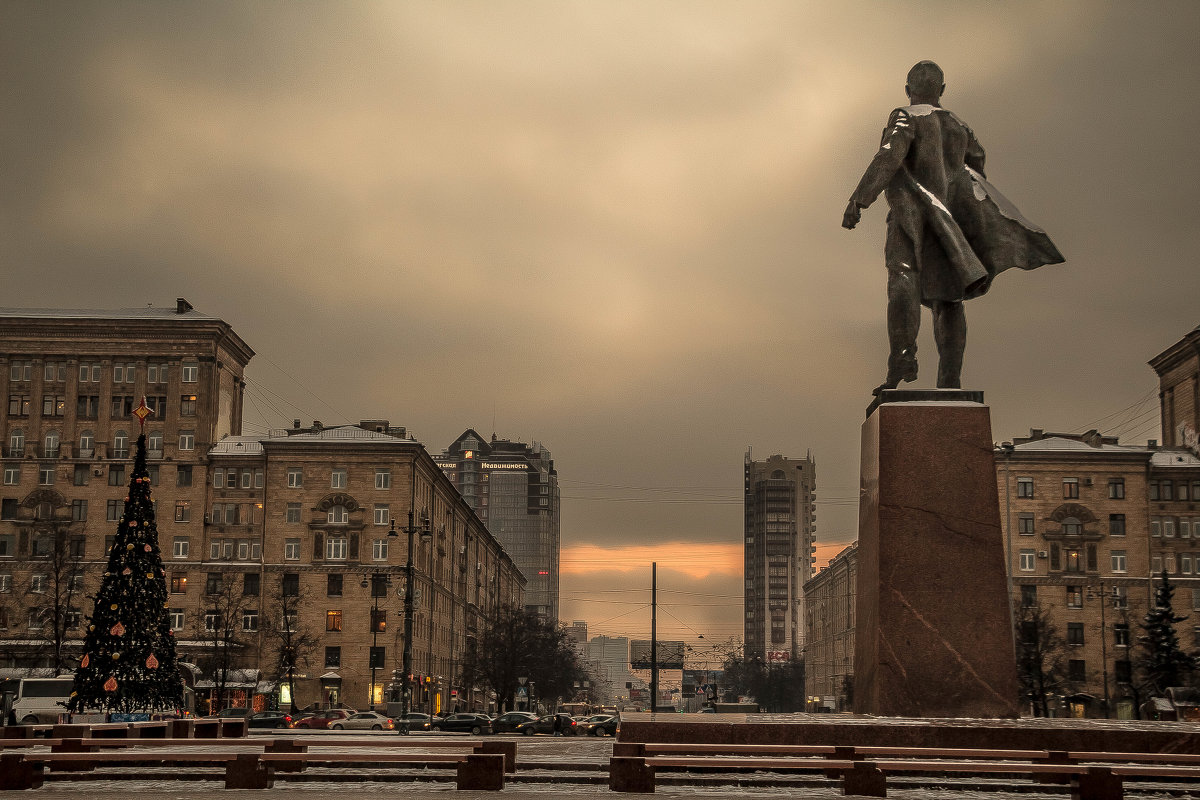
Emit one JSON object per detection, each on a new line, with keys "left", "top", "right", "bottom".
{"left": 905, "top": 61, "right": 945, "bottom": 103}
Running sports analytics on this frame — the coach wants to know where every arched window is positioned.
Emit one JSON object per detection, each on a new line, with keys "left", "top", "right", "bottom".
{"left": 327, "top": 504, "right": 348, "bottom": 524}
{"left": 771, "top": 469, "right": 786, "bottom": 479}
{"left": 43, "top": 431, "right": 60, "bottom": 458}
{"left": 113, "top": 430, "right": 129, "bottom": 459}
{"left": 1062, "top": 517, "right": 1082, "bottom": 536}
{"left": 79, "top": 430, "right": 94, "bottom": 454}
{"left": 8, "top": 428, "right": 23, "bottom": 457}
{"left": 34, "top": 502, "right": 53, "bottom": 521}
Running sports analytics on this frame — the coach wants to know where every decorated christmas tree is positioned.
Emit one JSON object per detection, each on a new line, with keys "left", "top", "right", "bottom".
{"left": 68, "top": 399, "right": 183, "bottom": 714}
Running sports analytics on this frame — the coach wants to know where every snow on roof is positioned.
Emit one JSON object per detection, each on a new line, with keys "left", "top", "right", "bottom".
{"left": 1010, "top": 437, "right": 1147, "bottom": 453}
{"left": 0, "top": 306, "right": 222, "bottom": 321}
{"left": 209, "top": 436, "right": 265, "bottom": 456}
{"left": 277, "top": 425, "right": 410, "bottom": 443}
{"left": 1151, "top": 450, "right": 1200, "bottom": 467}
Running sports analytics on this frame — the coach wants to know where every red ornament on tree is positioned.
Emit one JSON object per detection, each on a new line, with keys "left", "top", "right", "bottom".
{"left": 104, "top": 676, "right": 118, "bottom": 692}
{"left": 111, "top": 622, "right": 126, "bottom": 637}
{"left": 146, "top": 654, "right": 159, "bottom": 669}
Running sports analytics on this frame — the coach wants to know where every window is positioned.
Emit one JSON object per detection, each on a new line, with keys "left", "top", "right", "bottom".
{"left": 1185, "top": 554, "right": 1194, "bottom": 575}
{"left": 326, "top": 610, "right": 343, "bottom": 631}
{"left": 30, "top": 574, "right": 47, "bottom": 593}
{"left": 106, "top": 499, "right": 122, "bottom": 521}
{"left": 0, "top": 532, "right": 14, "bottom": 554}
{"left": 42, "top": 396, "right": 65, "bottom": 417}
{"left": 79, "top": 363, "right": 100, "bottom": 382}
{"left": 1062, "top": 478, "right": 1079, "bottom": 499}
{"left": 213, "top": 469, "right": 224, "bottom": 489}
{"left": 369, "top": 646, "right": 385, "bottom": 669}
{"left": 178, "top": 430, "right": 195, "bottom": 451}
{"left": 240, "top": 470, "right": 252, "bottom": 489}
{"left": 111, "top": 396, "right": 134, "bottom": 417}
{"left": 372, "top": 538, "right": 389, "bottom": 560}
{"left": 1113, "top": 586, "right": 1128, "bottom": 609}
{"left": 1020, "top": 585, "right": 1037, "bottom": 608}
{"left": 327, "top": 573, "right": 343, "bottom": 597}
{"left": 370, "top": 608, "right": 387, "bottom": 633}
{"left": 169, "top": 608, "right": 184, "bottom": 630}
{"left": 113, "top": 362, "right": 136, "bottom": 383}
{"left": 375, "top": 470, "right": 391, "bottom": 489}
{"left": 177, "top": 465, "right": 193, "bottom": 487}
{"left": 0, "top": 573, "right": 10, "bottom": 591}
{"left": 147, "top": 430, "right": 163, "bottom": 455}
{"left": 1115, "top": 659, "right": 1132, "bottom": 684}
{"left": 287, "top": 468, "right": 303, "bottom": 488}
{"left": 1111, "top": 550, "right": 1127, "bottom": 573}
{"left": 1152, "top": 517, "right": 1162, "bottom": 538}
{"left": 170, "top": 573, "right": 187, "bottom": 594}
{"left": 374, "top": 504, "right": 389, "bottom": 526}
{"left": 1161, "top": 480, "right": 1174, "bottom": 500}
{"left": 286, "top": 503, "right": 301, "bottom": 523}
{"left": 1068, "top": 659, "right": 1086, "bottom": 682}
{"left": 1062, "top": 517, "right": 1082, "bottom": 537}
{"left": 41, "top": 431, "right": 60, "bottom": 459}
{"left": 180, "top": 394, "right": 197, "bottom": 416}
{"left": 284, "top": 539, "right": 300, "bottom": 560}
{"left": 327, "top": 505, "right": 348, "bottom": 524}
{"left": 7, "top": 396, "right": 30, "bottom": 417}
{"left": 204, "top": 610, "right": 219, "bottom": 632}
{"left": 1016, "top": 476, "right": 1034, "bottom": 497}
{"left": 77, "top": 395, "right": 99, "bottom": 419}
{"left": 1183, "top": 520, "right": 1193, "bottom": 540}
{"left": 282, "top": 573, "right": 299, "bottom": 596}
{"left": 38, "top": 465, "right": 55, "bottom": 486}
{"left": 2, "top": 466, "right": 18, "bottom": 485}
{"left": 69, "top": 499, "right": 88, "bottom": 522}
{"left": 254, "top": 469, "right": 264, "bottom": 488}
{"left": 242, "top": 609, "right": 258, "bottom": 632}
{"left": 1067, "top": 622, "right": 1085, "bottom": 646}
{"left": 112, "top": 430, "right": 129, "bottom": 459}
{"left": 43, "top": 361, "right": 65, "bottom": 381}
{"left": 1, "top": 501, "right": 15, "bottom": 521}
{"left": 1181, "top": 482, "right": 1191, "bottom": 501}
{"left": 175, "top": 500, "right": 190, "bottom": 522}
{"left": 9, "top": 361, "right": 31, "bottom": 381}
{"left": 1019, "top": 549, "right": 1036, "bottom": 571}
{"left": 182, "top": 361, "right": 198, "bottom": 382}
{"left": 205, "top": 573, "right": 223, "bottom": 594}
{"left": 326, "top": 536, "right": 347, "bottom": 560}
{"left": 1110, "top": 514, "right": 1125, "bottom": 536}
{"left": 1066, "top": 586, "right": 1083, "bottom": 608}
{"left": 108, "top": 465, "right": 125, "bottom": 486}
{"left": 324, "top": 647, "right": 341, "bottom": 668}
{"left": 173, "top": 537, "right": 189, "bottom": 558}
{"left": 1017, "top": 513, "right": 1034, "bottom": 535}
{"left": 147, "top": 362, "right": 168, "bottom": 383}
{"left": 6, "top": 428, "right": 23, "bottom": 458}
{"left": 331, "top": 469, "right": 347, "bottom": 489}
{"left": 1165, "top": 518, "right": 1177, "bottom": 538}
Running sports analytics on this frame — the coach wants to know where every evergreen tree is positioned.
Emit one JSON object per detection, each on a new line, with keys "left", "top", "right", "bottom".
{"left": 1137, "top": 569, "right": 1198, "bottom": 694}
{"left": 68, "top": 415, "right": 183, "bottom": 714}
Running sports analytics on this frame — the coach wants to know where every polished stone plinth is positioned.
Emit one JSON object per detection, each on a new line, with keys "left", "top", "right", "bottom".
{"left": 855, "top": 394, "right": 1020, "bottom": 717}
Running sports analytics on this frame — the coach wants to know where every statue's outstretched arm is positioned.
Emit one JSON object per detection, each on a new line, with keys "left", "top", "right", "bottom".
{"left": 845, "top": 109, "right": 914, "bottom": 225}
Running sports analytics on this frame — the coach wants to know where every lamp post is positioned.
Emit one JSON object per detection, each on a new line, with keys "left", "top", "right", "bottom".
{"left": 394, "top": 508, "right": 431, "bottom": 734}
{"left": 1087, "top": 579, "right": 1114, "bottom": 719}
{"left": 361, "top": 570, "right": 391, "bottom": 711}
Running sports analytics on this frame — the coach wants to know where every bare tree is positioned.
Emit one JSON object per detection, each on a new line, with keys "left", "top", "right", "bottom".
{"left": 195, "top": 573, "right": 250, "bottom": 713}
{"left": 260, "top": 578, "right": 319, "bottom": 713}
{"left": 1014, "top": 600, "right": 1070, "bottom": 717}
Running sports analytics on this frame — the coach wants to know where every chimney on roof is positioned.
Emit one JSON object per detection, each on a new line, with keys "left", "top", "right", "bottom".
{"left": 1149, "top": 439, "right": 1158, "bottom": 448}
{"left": 176, "top": 298, "right": 193, "bottom": 314}
{"left": 313, "top": 420, "right": 322, "bottom": 431}
{"left": 1030, "top": 428, "right": 1044, "bottom": 440}
{"left": 293, "top": 420, "right": 301, "bottom": 429}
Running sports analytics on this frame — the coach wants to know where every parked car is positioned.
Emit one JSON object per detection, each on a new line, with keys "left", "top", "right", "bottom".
{"left": 211, "top": 705, "right": 250, "bottom": 719}
{"left": 332, "top": 711, "right": 395, "bottom": 731}
{"left": 293, "top": 709, "right": 355, "bottom": 729}
{"left": 427, "top": 712, "right": 493, "bottom": 734}
{"left": 247, "top": 711, "right": 295, "bottom": 729}
{"left": 491, "top": 711, "right": 538, "bottom": 734}
{"left": 514, "top": 713, "right": 578, "bottom": 736}
{"left": 577, "top": 714, "right": 619, "bottom": 737}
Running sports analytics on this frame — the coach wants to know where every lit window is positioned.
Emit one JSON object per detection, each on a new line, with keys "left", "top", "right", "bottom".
{"left": 326, "top": 610, "right": 343, "bottom": 631}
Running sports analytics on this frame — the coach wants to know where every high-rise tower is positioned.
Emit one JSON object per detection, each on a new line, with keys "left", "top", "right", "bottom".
{"left": 743, "top": 450, "right": 817, "bottom": 662}
{"left": 435, "top": 430, "right": 560, "bottom": 620}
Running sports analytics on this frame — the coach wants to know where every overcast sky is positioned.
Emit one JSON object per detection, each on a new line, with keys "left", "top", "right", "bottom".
{"left": 4, "top": 2, "right": 1199, "bottom": 650}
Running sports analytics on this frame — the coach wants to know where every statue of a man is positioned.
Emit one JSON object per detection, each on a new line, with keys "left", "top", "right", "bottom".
{"left": 843, "top": 61, "right": 1064, "bottom": 395}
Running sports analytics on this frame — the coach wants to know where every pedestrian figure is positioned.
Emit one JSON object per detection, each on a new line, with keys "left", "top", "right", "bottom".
{"left": 553, "top": 713, "right": 562, "bottom": 736}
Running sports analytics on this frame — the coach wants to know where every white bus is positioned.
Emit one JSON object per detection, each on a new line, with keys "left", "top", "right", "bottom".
{"left": 1, "top": 675, "right": 75, "bottom": 724}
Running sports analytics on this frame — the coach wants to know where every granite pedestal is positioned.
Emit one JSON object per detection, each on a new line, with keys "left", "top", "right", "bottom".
{"left": 855, "top": 390, "right": 1020, "bottom": 717}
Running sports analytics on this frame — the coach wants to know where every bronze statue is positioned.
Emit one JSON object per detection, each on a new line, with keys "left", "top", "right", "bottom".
{"left": 843, "top": 61, "right": 1064, "bottom": 395}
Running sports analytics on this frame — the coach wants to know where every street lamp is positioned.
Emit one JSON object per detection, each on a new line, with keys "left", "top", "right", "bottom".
{"left": 361, "top": 568, "right": 393, "bottom": 711}
{"left": 1087, "top": 579, "right": 1117, "bottom": 719}
{"left": 394, "top": 508, "right": 431, "bottom": 734}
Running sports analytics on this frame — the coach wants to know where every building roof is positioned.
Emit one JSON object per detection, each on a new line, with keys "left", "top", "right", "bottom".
{"left": 1151, "top": 450, "right": 1200, "bottom": 468}
{"left": 1009, "top": 437, "right": 1147, "bottom": 454}
{"left": 278, "top": 425, "right": 410, "bottom": 443}
{"left": 209, "top": 436, "right": 265, "bottom": 456}
{"left": 0, "top": 306, "right": 222, "bottom": 321}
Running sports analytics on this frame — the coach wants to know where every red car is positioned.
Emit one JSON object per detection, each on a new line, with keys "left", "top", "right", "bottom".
{"left": 293, "top": 709, "right": 354, "bottom": 729}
